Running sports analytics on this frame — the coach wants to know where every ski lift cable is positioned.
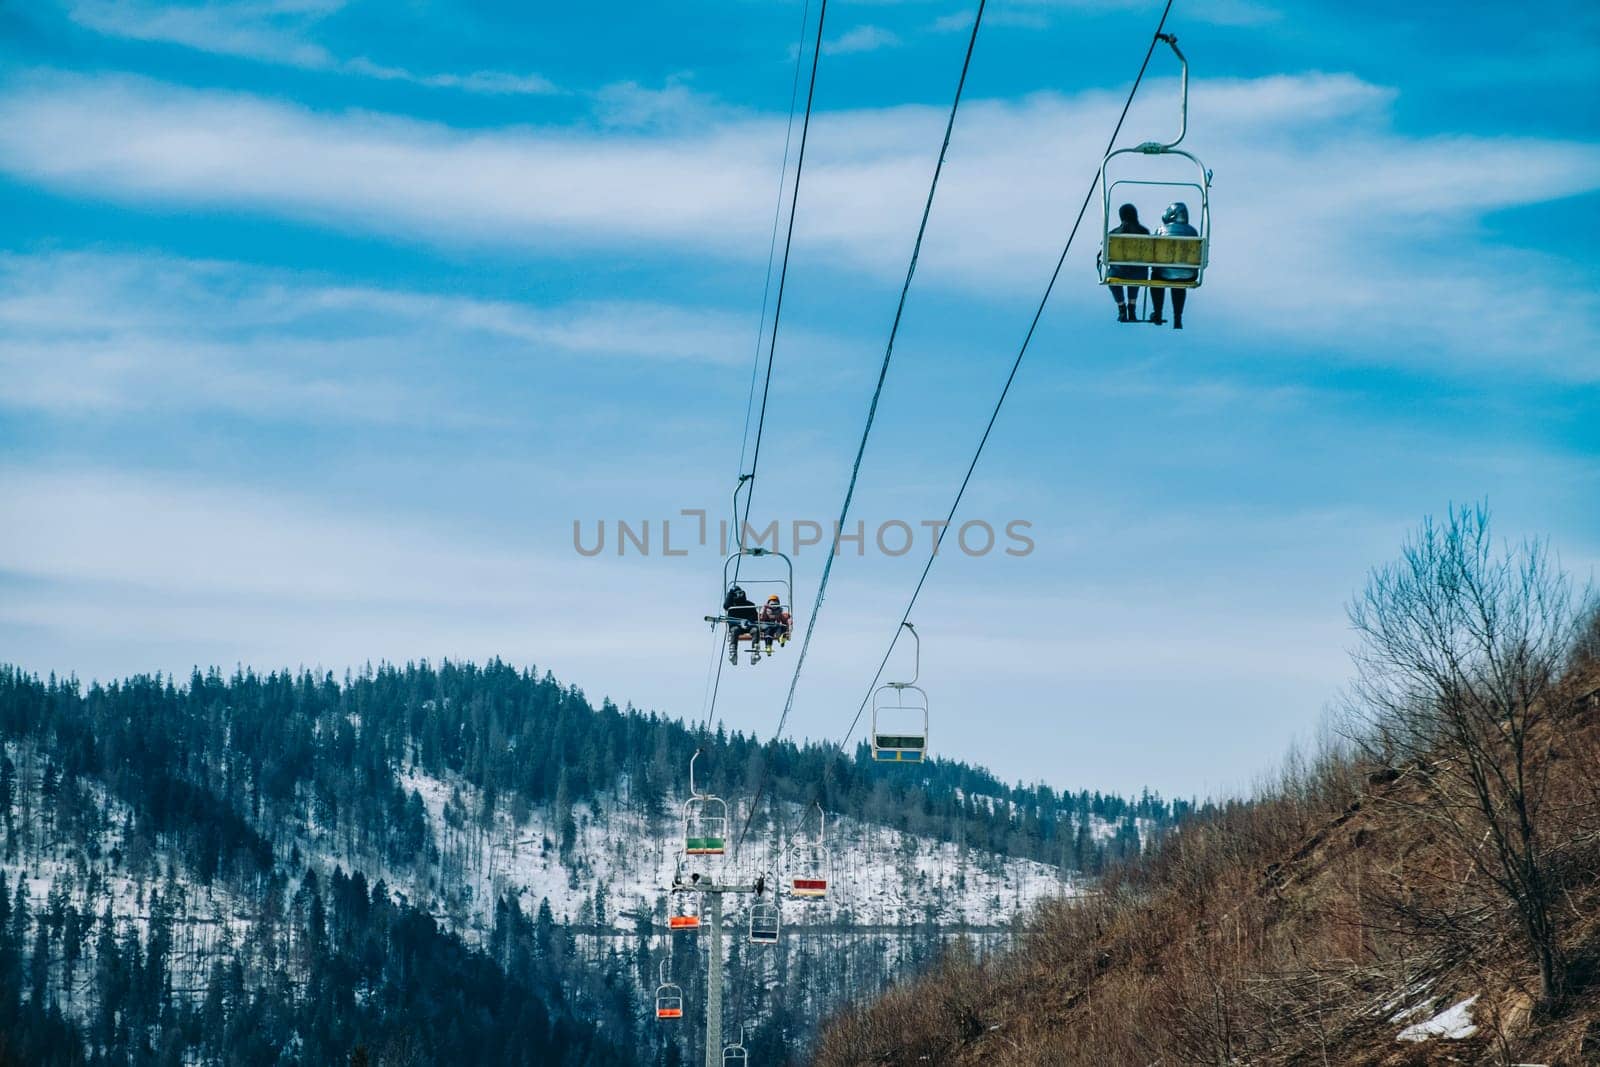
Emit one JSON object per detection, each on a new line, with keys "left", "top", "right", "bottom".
{"left": 737, "top": 0, "right": 815, "bottom": 482}
{"left": 836, "top": 0, "right": 1179, "bottom": 753}
{"left": 699, "top": 0, "right": 821, "bottom": 739}
{"left": 732, "top": 0, "right": 830, "bottom": 585}
{"left": 733, "top": 0, "right": 990, "bottom": 857}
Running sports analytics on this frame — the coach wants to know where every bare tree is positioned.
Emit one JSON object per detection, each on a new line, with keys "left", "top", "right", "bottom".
{"left": 1345, "top": 504, "right": 1590, "bottom": 1013}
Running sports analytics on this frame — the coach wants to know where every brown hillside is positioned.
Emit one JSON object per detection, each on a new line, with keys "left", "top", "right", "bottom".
{"left": 816, "top": 517, "right": 1600, "bottom": 1067}
{"left": 816, "top": 671, "right": 1600, "bottom": 1066}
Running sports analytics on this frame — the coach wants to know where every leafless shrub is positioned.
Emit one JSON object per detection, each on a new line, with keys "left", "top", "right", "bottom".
{"left": 1344, "top": 504, "right": 1593, "bottom": 1013}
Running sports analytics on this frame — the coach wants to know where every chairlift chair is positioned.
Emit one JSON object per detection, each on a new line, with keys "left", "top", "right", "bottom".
{"left": 684, "top": 751, "right": 729, "bottom": 856}
{"left": 668, "top": 890, "right": 700, "bottom": 931}
{"left": 1097, "top": 34, "right": 1212, "bottom": 291}
{"left": 654, "top": 958, "right": 684, "bottom": 1020}
{"left": 871, "top": 623, "right": 929, "bottom": 763}
{"left": 787, "top": 804, "right": 830, "bottom": 899}
{"left": 704, "top": 477, "right": 797, "bottom": 665}
{"left": 748, "top": 899, "right": 780, "bottom": 945}
{"left": 711, "top": 547, "right": 795, "bottom": 665}
{"left": 723, "top": 1026, "right": 751, "bottom": 1067}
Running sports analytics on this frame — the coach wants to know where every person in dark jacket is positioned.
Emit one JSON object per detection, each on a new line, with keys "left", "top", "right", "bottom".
{"left": 724, "top": 585, "right": 758, "bottom": 663}
{"left": 1102, "top": 203, "right": 1150, "bottom": 322}
{"left": 1149, "top": 201, "right": 1198, "bottom": 329}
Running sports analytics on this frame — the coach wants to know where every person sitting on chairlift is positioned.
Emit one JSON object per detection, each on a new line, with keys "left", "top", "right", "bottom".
{"left": 1149, "top": 201, "right": 1198, "bottom": 330}
{"left": 757, "top": 594, "right": 792, "bottom": 653}
{"left": 1102, "top": 202, "right": 1150, "bottom": 323}
{"left": 724, "top": 585, "right": 758, "bottom": 661}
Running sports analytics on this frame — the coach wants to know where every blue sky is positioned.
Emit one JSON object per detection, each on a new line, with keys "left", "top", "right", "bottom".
{"left": 1, "top": 0, "right": 1596, "bottom": 799}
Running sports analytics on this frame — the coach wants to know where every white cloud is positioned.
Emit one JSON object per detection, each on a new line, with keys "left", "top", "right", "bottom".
{"left": 825, "top": 26, "right": 903, "bottom": 56}
{"left": 341, "top": 58, "right": 558, "bottom": 96}
{"left": 64, "top": 0, "right": 559, "bottom": 95}
{"left": 0, "top": 69, "right": 1596, "bottom": 379}
{"left": 592, "top": 79, "right": 729, "bottom": 130}
{"left": 0, "top": 252, "right": 764, "bottom": 419}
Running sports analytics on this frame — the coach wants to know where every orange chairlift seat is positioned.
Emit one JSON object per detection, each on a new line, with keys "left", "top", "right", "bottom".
{"left": 654, "top": 957, "right": 684, "bottom": 1021}
{"left": 668, "top": 886, "right": 700, "bottom": 931}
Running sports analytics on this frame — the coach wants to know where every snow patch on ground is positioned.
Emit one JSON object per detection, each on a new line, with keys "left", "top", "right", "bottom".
{"left": 1396, "top": 994, "right": 1479, "bottom": 1042}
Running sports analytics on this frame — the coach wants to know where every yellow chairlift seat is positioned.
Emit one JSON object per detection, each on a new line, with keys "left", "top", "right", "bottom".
{"left": 1105, "top": 234, "right": 1203, "bottom": 288}
{"left": 1096, "top": 34, "right": 1212, "bottom": 293}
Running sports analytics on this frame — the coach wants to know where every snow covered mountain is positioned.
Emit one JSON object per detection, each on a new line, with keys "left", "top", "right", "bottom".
{"left": 0, "top": 662, "right": 1185, "bottom": 1064}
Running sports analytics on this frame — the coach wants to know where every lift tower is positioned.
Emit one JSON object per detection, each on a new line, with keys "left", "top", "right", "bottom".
{"left": 671, "top": 876, "right": 762, "bottom": 1067}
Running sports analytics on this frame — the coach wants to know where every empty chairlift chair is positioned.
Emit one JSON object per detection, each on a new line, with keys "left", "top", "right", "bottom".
{"left": 723, "top": 1027, "right": 751, "bottom": 1067}
{"left": 654, "top": 958, "right": 683, "bottom": 1021}
{"left": 787, "top": 804, "right": 830, "bottom": 900}
{"left": 871, "top": 622, "right": 929, "bottom": 763}
{"left": 1097, "top": 34, "right": 1212, "bottom": 293}
{"left": 684, "top": 750, "right": 729, "bottom": 856}
{"left": 668, "top": 888, "right": 700, "bottom": 931}
{"left": 749, "top": 899, "right": 780, "bottom": 945}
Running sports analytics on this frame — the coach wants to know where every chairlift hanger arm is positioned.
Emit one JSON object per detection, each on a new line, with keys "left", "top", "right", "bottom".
{"left": 730, "top": 474, "right": 755, "bottom": 553}
{"left": 1136, "top": 32, "right": 1187, "bottom": 153}
{"left": 898, "top": 621, "right": 920, "bottom": 686}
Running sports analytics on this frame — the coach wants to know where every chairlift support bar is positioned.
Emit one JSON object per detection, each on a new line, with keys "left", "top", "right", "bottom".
{"left": 1141, "top": 33, "right": 1188, "bottom": 153}
{"left": 690, "top": 749, "right": 707, "bottom": 799}
{"left": 730, "top": 474, "right": 754, "bottom": 553}
{"left": 718, "top": 547, "right": 794, "bottom": 604}
{"left": 896, "top": 621, "right": 919, "bottom": 686}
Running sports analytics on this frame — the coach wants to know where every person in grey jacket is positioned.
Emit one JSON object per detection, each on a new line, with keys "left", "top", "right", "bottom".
{"left": 1149, "top": 202, "right": 1198, "bottom": 330}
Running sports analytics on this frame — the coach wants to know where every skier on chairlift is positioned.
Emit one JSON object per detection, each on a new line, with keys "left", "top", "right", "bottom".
{"left": 724, "top": 585, "right": 759, "bottom": 663}
{"left": 757, "top": 594, "right": 792, "bottom": 654}
{"left": 1102, "top": 202, "right": 1151, "bottom": 323}
{"left": 1149, "top": 201, "right": 1198, "bottom": 329}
